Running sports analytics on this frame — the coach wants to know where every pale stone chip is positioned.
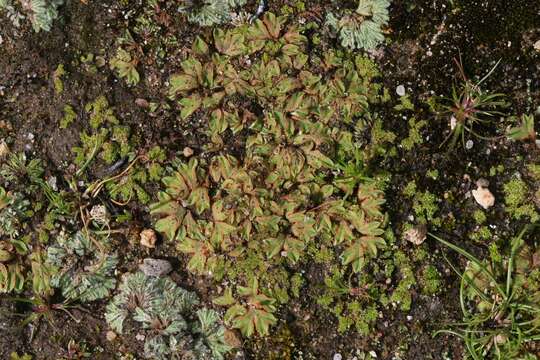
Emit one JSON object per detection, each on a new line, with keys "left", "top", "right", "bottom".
{"left": 404, "top": 224, "right": 427, "bottom": 245}
{"left": 472, "top": 186, "right": 495, "bottom": 209}
{"left": 140, "top": 228, "right": 157, "bottom": 249}
{"left": 183, "top": 146, "right": 194, "bottom": 157}
{"left": 139, "top": 258, "right": 172, "bottom": 277}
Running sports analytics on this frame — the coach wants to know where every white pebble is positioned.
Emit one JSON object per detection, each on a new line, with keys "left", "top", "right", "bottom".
{"left": 396, "top": 85, "right": 406, "bottom": 96}
{"left": 333, "top": 354, "right": 342, "bottom": 360}
{"left": 465, "top": 140, "right": 474, "bottom": 149}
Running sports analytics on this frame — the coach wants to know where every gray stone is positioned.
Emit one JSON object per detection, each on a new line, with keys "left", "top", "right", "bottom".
{"left": 139, "top": 258, "right": 172, "bottom": 277}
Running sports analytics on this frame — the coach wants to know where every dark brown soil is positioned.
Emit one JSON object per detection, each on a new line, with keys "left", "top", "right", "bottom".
{"left": 1, "top": 0, "right": 539, "bottom": 359}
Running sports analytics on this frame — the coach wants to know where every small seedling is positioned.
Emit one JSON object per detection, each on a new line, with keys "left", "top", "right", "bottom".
{"left": 439, "top": 58, "right": 507, "bottom": 148}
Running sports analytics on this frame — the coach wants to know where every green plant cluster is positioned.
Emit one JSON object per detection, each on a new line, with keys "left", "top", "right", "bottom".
{"left": 105, "top": 272, "right": 232, "bottom": 360}
{"left": 0, "top": 155, "right": 43, "bottom": 294}
{"left": 316, "top": 266, "right": 379, "bottom": 335}
{"left": 432, "top": 228, "right": 540, "bottom": 359}
{"left": 179, "top": 0, "right": 247, "bottom": 27}
{"left": 325, "top": 0, "right": 390, "bottom": 50}
{"left": 503, "top": 177, "right": 539, "bottom": 223}
{"left": 47, "top": 231, "right": 118, "bottom": 302}
{"left": 72, "top": 96, "right": 165, "bottom": 204}
{"left": 150, "top": 12, "right": 391, "bottom": 337}
{"left": 0, "top": 0, "right": 64, "bottom": 32}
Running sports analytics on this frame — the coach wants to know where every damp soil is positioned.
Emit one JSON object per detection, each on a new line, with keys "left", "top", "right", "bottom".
{"left": 1, "top": 0, "right": 540, "bottom": 359}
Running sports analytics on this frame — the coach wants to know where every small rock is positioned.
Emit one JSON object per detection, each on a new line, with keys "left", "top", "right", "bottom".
{"left": 396, "top": 85, "right": 406, "bottom": 96}
{"left": 140, "top": 229, "right": 157, "bottom": 249}
{"left": 450, "top": 115, "right": 457, "bottom": 130}
{"left": 224, "top": 329, "right": 242, "bottom": 348}
{"left": 333, "top": 354, "right": 342, "bottom": 360}
{"left": 106, "top": 331, "right": 117, "bottom": 342}
{"left": 465, "top": 140, "right": 474, "bottom": 149}
{"left": 135, "top": 98, "right": 149, "bottom": 108}
{"left": 494, "top": 333, "right": 507, "bottom": 345}
{"left": 404, "top": 224, "right": 427, "bottom": 245}
{"left": 476, "top": 178, "right": 489, "bottom": 188}
{"left": 47, "top": 176, "right": 58, "bottom": 192}
{"left": 139, "top": 258, "right": 172, "bottom": 277}
{"left": 135, "top": 333, "right": 145, "bottom": 342}
{"left": 472, "top": 183, "right": 495, "bottom": 209}
{"left": 90, "top": 205, "right": 109, "bottom": 225}
{"left": 534, "top": 39, "right": 540, "bottom": 52}
{"left": 183, "top": 146, "right": 194, "bottom": 157}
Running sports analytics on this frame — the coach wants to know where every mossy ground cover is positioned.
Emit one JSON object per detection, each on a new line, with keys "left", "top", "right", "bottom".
{"left": 0, "top": 0, "right": 539, "bottom": 359}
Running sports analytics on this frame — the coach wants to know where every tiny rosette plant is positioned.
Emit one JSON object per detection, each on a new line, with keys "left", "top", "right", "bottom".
{"left": 105, "top": 272, "right": 232, "bottom": 360}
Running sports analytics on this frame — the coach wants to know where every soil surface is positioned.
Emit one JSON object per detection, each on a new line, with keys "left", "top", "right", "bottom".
{"left": 1, "top": 0, "right": 540, "bottom": 359}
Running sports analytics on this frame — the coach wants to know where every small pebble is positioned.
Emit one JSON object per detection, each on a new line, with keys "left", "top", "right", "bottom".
{"left": 465, "top": 140, "right": 473, "bottom": 149}
{"left": 183, "top": 146, "right": 194, "bottom": 157}
{"left": 135, "top": 98, "right": 149, "bottom": 108}
{"left": 139, "top": 258, "right": 172, "bottom": 277}
{"left": 135, "top": 333, "right": 145, "bottom": 342}
{"left": 403, "top": 224, "right": 427, "bottom": 245}
{"left": 450, "top": 116, "right": 457, "bottom": 130}
{"left": 106, "top": 331, "right": 117, "bottom": 342}
{"left": 47, "top": 176, "right": 58, "bottom": 191}
{"left": 333, "top": 354, "right": 342, "bottom": 360}
{"left": 140, "top": 229, "right": 157, "bottom": 249}
{"left": 396, "top": 85, "right": 406, "bottom": 96}
{"left": 472, "top": 182, "right": 495, "bottom": 209}
{"left": 534, "top": 39, "right": 540, "bottom": 52}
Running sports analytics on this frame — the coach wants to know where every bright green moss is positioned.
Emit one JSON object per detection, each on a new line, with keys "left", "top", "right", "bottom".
{"left": 53, "top": 64, "right": 65, "bottom": 94}
{"left": 60, "top": 105, "right": 76, "bottom": 129}
{"left": 390, "top": 251, "right": 416, "bottom": 311}
{"left": 420, "top": 265, "right": 441, "bottom": 295}
{"left": 394, "top": 94, "right": 414, "bottom": 111}
{"left": 427, "top": 169, "right": 439, "bottom": 180}
{"left": 401, "top": 117, "right": 427, "bottom": 151}
{"left": 473, "top": 209, "right": 487, "bottom": 224}
{"left": 413, "top": 191, "right": 439, "bottom": 225}
{"left": 403, "top": 181, "right": 417, "bottom": 198}
{"left": 489, "top": 164, "right": 505, "bottom": 177}
{"left": 503, "top": 177, "right": 539, "bottom": 222}
{"left": 470, "top": 226, "right": 492, "bottom": 243}
{"left": 527, "top": 164, "right": 540, "bottom": 180}
{"left": 85, "top": 96, "right": 118, "bottom": 129}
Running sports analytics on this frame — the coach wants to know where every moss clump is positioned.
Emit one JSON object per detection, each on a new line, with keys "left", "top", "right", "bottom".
{"left": 60, "top": 105, "right": 76, "bottom": 129}
{"left": 53, "top": 64, "right": 65, "bottom": 94}
{"left": 389, "top": 251, "right": 416, "bottom": 311}
{"left": 469, "top": 226, "right": 492, "bottom": 243}
{"left": 412, "top": 191, "right": 440, "bottom": 225}
{"left": 503, "top": 177, "right": 539, "bottom": 222}
{"left": 401, "top": 117, "right": 427, "bottom": 151}
{"left": 402, "top": 180, "right": 417, "bottom": 198}
{"left": 420, "top": 265, "right": 441, "bottom": 295}
{"left": 472, "top": 209, "right": 487, "bottom": 224}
